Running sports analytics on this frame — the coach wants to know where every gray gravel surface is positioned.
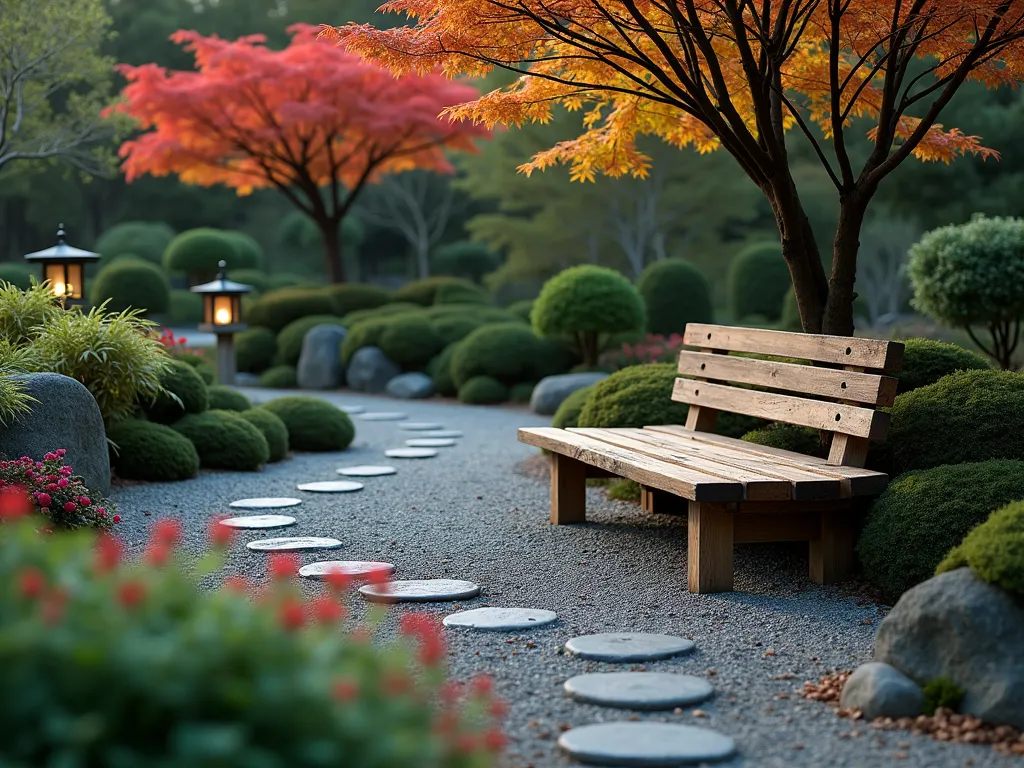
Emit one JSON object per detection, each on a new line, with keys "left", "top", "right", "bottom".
{"left": 112, "top": 387, "right": 1019, "bottom": 768}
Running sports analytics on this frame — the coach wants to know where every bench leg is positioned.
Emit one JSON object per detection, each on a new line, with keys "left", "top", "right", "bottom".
{"left": 809, "top": 511, "right": 855, "bottom": 584}
{"left": 641, "top": 486, "right": 685, "bottom": 515}
{"left": 550, "top": 453, "right": 587, "bottom": 525}
{"left": 687, "top": 501, "right": 734, "bottom": 593}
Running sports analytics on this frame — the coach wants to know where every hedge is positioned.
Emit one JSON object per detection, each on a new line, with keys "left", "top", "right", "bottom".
{"left": 143, "top": 359, "right": 209, "bottom": 424}
{"left": 938, "top": 500, "right": 1024, "bottom": 599}
{"left": 95, "top": 221, "right": 176, "bottom": 266}
{"left": 507, "top": 300, "right": 533, "bottom": 324}
{"left": 239, "top": 408, "right": 289, "bottom": 463}
{"left": 172, "top": 410, "right": 270, "bottom": 471}
{"left": 106, "top": 419, "right": 200, "bottom": 482}
{"left": 894, "top": 338, "right": 992, "bottom": 395}
{"left": 636, "top": 259, "right": 713, "bottom": 336}
{"left": 246, "top": 288, "right": 338, "bottom": 333}
{"left": 260, "top": 396, "right": 355, "bottom": 451}
{"left": 276, "top": 315, "right": 346, "bottom": 367}
{"left": 727, "top": 242, "right": 790, "bottom": 321}
{"left": 458, "top": 376, "right": 509, "bottom": 404}
{"left": 342, "top": 303, "right": 421, "bottom": 327}
{"left": 236, "top": 327, "right": 278, "bottom": 374}
{"left": 91, "top": 260, "right": 171, "bottom": 315}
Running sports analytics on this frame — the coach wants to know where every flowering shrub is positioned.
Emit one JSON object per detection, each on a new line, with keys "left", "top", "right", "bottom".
{"left": 0, "top": 451, "right": 117, "bottom": 530}
{"left": 0, "top": 507, "right": 504, "bottom": 767}
{"left": 152, "top": 326, "right": 189, "bottom": 352}
{"left": 601, "top": 333, "right": 686, "bottom": 369}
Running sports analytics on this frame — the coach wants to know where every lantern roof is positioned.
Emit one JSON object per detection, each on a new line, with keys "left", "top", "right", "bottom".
{"left": 24, "top": 224, "right": 99, "bottom": 263}
{"left": 190, "top": 260, "right": 254, "bottom": 295}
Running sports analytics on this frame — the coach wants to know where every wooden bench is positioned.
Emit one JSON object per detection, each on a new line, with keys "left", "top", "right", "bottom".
{"left": 519, "top": 323, "right": 904, "bottom": 594}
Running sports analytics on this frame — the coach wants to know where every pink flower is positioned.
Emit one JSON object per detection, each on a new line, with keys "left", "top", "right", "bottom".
{"left": 57, "top": 478, "right": 68, "bottom": 488}
{"left": 78, "top": 496, "right": 90, "bottom": 506}
{"left": 36, "top": 492, "right": 52, "bottom": 507}
{"left": 64, "top": 501, "right": 77, "bottom": 513}
{"left": 113, "top": 514, "right": 121, "bottom": 523}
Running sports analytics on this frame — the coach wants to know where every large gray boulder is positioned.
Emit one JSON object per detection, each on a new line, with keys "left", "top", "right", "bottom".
{"left": 296, "top": 325, "right": 348, "bottom": 390}
{"left": 875, "top": 568, "right": 1024, "bottom": 728}
{"left": 347, "top": 346, "right": 401, "bottom": 394}
{"left": 0, "top": 373, "right": 110, "bottom": 495}
{"left": 839, "top": 662, "right": 923, "bottom": 720}
{"left": 386, "top": 372, "right": 434, "bottom": 399}
{"left": 530, "top": 372, "right": 608, "bottom": 415}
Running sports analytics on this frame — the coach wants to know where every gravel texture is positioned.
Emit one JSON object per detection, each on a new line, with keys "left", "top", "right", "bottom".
{"left": 111, "top": 387, "right": 1019, "bottom": 768}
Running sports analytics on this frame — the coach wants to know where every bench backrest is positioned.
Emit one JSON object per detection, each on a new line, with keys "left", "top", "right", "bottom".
{"left": 675, "top": 323, "right": 904, "bottom": 468}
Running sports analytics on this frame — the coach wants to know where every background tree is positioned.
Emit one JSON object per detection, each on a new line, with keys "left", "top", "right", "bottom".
{"left": 334, "top": 1, "right": 1024, "bottom": 334}
{"left": 112, "top": 25, "right": 490, "bottom": 283}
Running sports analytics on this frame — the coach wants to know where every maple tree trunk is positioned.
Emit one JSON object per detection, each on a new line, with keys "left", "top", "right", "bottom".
{"left": 822, "top": 193, "right": 872, "bottom": 337}
{"left": 318, "top": 218, "right": 345, "bottom": 284}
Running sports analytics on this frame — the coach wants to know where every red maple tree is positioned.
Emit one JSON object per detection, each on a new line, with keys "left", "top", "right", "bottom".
{"left": 111, "top": 24, "right": 490, "bottom": 282}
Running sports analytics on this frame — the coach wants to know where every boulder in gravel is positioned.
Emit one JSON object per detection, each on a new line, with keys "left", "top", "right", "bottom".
{"left": 296, "top": 325, "right": 348, "bottom": 390}
{"left": 530, "top": 372, "right": 608, "bottom": 415}
{"left": 0, "top": 373, "right": 110, "bottom": 495}
{"left": 347, "top": 346, "right": 400, "bottom": 394}
{"left": 386, "top": 372, "right": 435, "bottom": 399}
{"left": 840, "top": 662, "right": 923, "bottom": 720}
{"left": 875, "top": 567, "right": 1024, "bottom": 729}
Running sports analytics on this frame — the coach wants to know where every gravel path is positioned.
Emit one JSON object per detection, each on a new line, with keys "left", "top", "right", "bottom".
{"left": 112, "top": 388, "right": 1018, "bottom": 768}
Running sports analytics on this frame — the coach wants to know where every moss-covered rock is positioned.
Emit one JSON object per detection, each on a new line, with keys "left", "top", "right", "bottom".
{"left": 144, "top": 359, "right": 209, "bottom": 424}
{"left": 172, "top": 410, "right": 269, "bottom": 471}
{"left": 260, "top": 396, "right": 354, "bottom": 452}
{"left": 937, "top": 500, "right": 1024, "bottom": 600}
{"left": 552, "top": 384, "right": 595, "bottom": 429}
{"left": 207, "top": 385, "right": 252, "bottom": 412}
{"left": 276, "top": 315, "right": 347, "bottom": 367}
{"left": 458, "top": 376, "right": 509, "bottom": 404}
{"left": 258, "top": 365, "right": 297, "bottom": 389}
{"left": 106, "top": 419, "right": 200, "bottom": 482}
{"left": 894, "top": 338, "right": 992, "bottom": 395}
{"left": 239, "top": 408, "right": 289, "bottom": 463}
{"left": 236, "top": 327, "right": 277, "bottom": 374}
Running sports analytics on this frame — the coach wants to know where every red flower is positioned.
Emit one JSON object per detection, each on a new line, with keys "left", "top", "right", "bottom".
{"left": 95, "top": 534, "right": 124, "bottom": 574}
{"left": 483, "top": 729, "right": 508, "bottom": 752}
{"left": 456, "top": 734, "right": 478, "bottom": 755}
{"left": 440, "top": 681, "right": 463, "bottom": 706}
{"left": 63, "top": 501, "right": 77, "bottom": 513}
{"left": 471, "top": 674, "right": 494, "bottom": 697}
{"left": 400, "top": 613, "right": 445, "bottom": 666}
{"left": 383, "top": 670, "right": 411, "bottom": 695}
{"left": 0, "top": 486, "right": 32, "bottom": 520}
{"left": 42, "top": 587, "right": 68, "bottom": 625}
{"left": 152, "top": 518, "right": 183, "bottom": 547}
{"left": 208, "top": 516, "right": 235, "bottom": 548}
{"left": 113, "top": 514, "right": 121, "bottom": 524}
{"left": 117, "top": 580, "right": 147, "bottom": 609}
{"left": 35, "top": 492, "right": 52, "bottom": 508}
{"left": 223, "top": 575, "right": 249, "bottom": 593}
{"left": 144, "top": 542, "right": 171, "bottom": 567}
{"left": 332, "top": 678, "right": 359, "bottom": 702}
{"left": 78, "top": 496, "right": 91, "bottom": 507}
{"left": 311, "top": 595, "right": 346, "bottom": 624}
{"left": 366, "top": 566, "right": 391, "bottom": 586}
{"left": 323, "top": 567, "right": 352, "bottom": 593}
{"left": 278, "top": 598, "right": 305, "bottom": 630}
{"left": 489, "top": 698, "right": 509, "bottom": 718}
{"left": 268, "top": 552, "right": 300, "bottom": 580}
{"left": 17, "top": 567, "right": 46, "bottom": 598}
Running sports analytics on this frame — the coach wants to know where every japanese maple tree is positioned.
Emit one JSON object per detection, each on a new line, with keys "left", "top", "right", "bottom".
{"left": 111, "top": 24, "right": 490, "bottom": 282}
{"left": 330, "top": 2, "right": 1024, "bottom": 333}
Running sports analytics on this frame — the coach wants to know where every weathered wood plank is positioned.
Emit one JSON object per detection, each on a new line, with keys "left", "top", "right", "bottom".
{"left": 688, "top": 501, "right": 734, "bottom": 593}
{"left": 810, "top": 511, "right": 856, "bottom": 584}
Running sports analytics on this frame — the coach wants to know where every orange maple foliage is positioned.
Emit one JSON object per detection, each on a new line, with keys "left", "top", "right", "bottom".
{"left": 328, "top": 1, "right": 1024, "bottom": 333}
{"left": 110, "top": 24, "right": 490, "bottom": 282}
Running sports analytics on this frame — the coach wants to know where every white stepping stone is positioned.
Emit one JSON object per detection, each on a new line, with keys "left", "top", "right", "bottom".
{"left": 337, "top": 465, "right": 397, "bottom": 477}
{"left": 295, "top": 480, "right": 364, "bottom": 493}
{"left": 298, "top": 560, "right": 396, "bottom": 580}
{"left": 359, "top": 579, "right": 480, "bottom": 603}
{"left": 558, "top": 723, "right": 735, "bottom": 766}
{"left": 564, "top": 633, "right": 695, "bottom": 662}
{"left": 340, "top": 405, "right": 365, "bottom": 414}
{"left": 398, "top": 422, "right": 444, "bottom": 431}
{"left": 385, "top": 447, "right": 439, "bottom": 459}
{"left": 219, "top": 514, "right": 296, "bottom": 530}
{"left": 443, "top": 607, "right": 557, "bottom": 631}
{"left": 420, "top": 430, "right": 463, "bottom": 439}
{"left": 564, "top": 673, "right": 714, "bottom": 710}
{"left": 246, "top": 537, "right": 342, "bottom": 552}
{"left": 358, "top": 412, "right": 408, "bottom": 421}
{"left": 229, "top": 497, "right": 302, "bottom": 509}
{"left": 405, "top": 438, "right": 456, "bottom": 448}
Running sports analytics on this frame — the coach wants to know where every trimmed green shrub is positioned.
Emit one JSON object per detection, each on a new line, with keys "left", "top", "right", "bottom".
{"left": 742, "top": 423, "right": 824, "bottom": 457}
{"left": 324, "top": 283, "right": 392, "bottom": 315}
{"left": 578, "top": 363, "right": 689, "bottom": 428}
{"left": 432, "top": 314, "right": 484, "bottom": 345}
{"left": 508, "top": 300, "right": 533, "bottom": 323}
{"left": 266, "top": 273, "right": 309, "bottom": 291}
{"left": 938, "top": 500, "right": 1024, "bottom": 599}
{"left": 509, "top": 382, "right": 536, "bottom": 403}
{"left": 533, "top": 337, "right": 581, "bottom": 380}
{"left": 450, "top": 323, "right": 540, "bottom": 388}
{"left": 342, "top": 303, "right": 421, "bottom": 327}
{"left": 533, "top": 265, "right": 645, "bottom": 367}
{"left": 435, "top": 282, "right": 492, "bottom": 306}
{"left": 379, "top": 316, "right": 445, "bottom": 370}
{"left": 167, "top": 289, "right": 203, "bottom": 324}
{"left": 894, "top": 338, "right": 991, "bottom": 394}
{"left": 921, "top": 679, "right": 965, "bottom": 716}
{"left": 172, "top": 410, "right": 269, "bottom": 471}
{"left": 195, "top": 363, "right": 215, "bottom": 384}
{"left": 552, "top": 384, "right": 595, "bottom": 429}
{"left": 259, "top": 365, "right": 297, "bottom": 388}
{"left": 276, "top": 315, "right": 346, "bottom": 366}
{"left": 780, "top": 287, "right": 802, "bottom": 331}
{"left": 422, "top": 304, "right": 520, "bottom": 325}
{"left": 228, "top": 268, "right": 271, "bottom": 294}
{"left": 246, "top": 288, "right": 338, "bottom": 333}
{"left": 637, "top": 259, "right": 713, "bottom": 336}
{"left": 0, "top": 262, "right": 34, "bottom": 290}
{"left": 430, "top": 344, "right": 458, "bottom": 397}
{"left": 431, "top": 240, "right": 501, "bottom": 283}
{"left": 260, "top": 396, "right": 355, "bottom": 451}
{"left": 144, "top": 359, "right": 209, "bottom": 424}
{"left": 95, "top": 221, "right": 175, "bottom": 265}
{"left": 91, "top": 259, "right": 171, "bottom": 315}
{"left": 857, "top": 460, "right": 1024, "bottom": 600}
{"left": 224, "top": 231, "right": 263, "bottom": 269}
{"left": 728, "top": 242, "right": 791, "bottom": 321}
{"left": 207, "top": 385, "right": 252, "bottom": 412}
{"left": 458, "top": 375, "right": 509, "bottom": 404}
{"left": 107, "top": 419, "right": 200, "bottom": 481}
{"left": 239, "top": 407, "right": 289, "bottom": 463}
{"left": 340, "top": 318, "right": 392, "bottom": 366}
{"left": 608, "top": 479, "right": 641, "bottom": 502}
{"left": 163, "top": 228, "right": 250, "bottom": 282}
{"left": 393, "top": 276, "right": 483, "bottom": 306}
{"left": 236, "top": 327, "right": 277, "bottom": 373}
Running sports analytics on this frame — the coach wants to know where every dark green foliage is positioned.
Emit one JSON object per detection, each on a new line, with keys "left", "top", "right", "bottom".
{"left": 938, "top": 500, "right": 1024, "bottom": 599}
{"left": 450, "top": 323, "right": 540, "bottom": 388}
{"left": 421, "top": 304, "right": 521, "bottom": 325}
{"left": 91, "top": 260, "right": 171, "bottom": 315}
{"left": 259, "top": 365, "right": 297, "bottom": 389}
{"left": 228, "top": 269, "right": 271, "bottom": 294}
{"left": 431, "top": 314, "right": 485, "bottom": 345}
{"left": 163, "top": 228, "right": 249, "bottom": 277}
{"left": 235, "top": 327, "right": 277, "bottom": 374}
{"left": 246, "top": 288, "right": 338, "bottom": 333}
{"left": 430, "top": 344, "right": 458, "bottom": 397}
{"left": 458, "top": 375, "right": 509, "bottom": 404}
{"left": 728, "top": 242, "right": 791, "bottom": 321}
{"left": 921, "top": 679, "right": 965, "bottom": 716}
{"left": 167, "top": 289, "right": 203, "bottom": 324}
{"left": 0, "top": 262, "right": 35, "bottom": 290}
{"left": 742, "top": 423, "right": 824, "bottom": 457}
{"left": 435, "top": 282, "right": 493, "bottom": 305}
{"left": 431, "top": 240, "right": 501, "bottom": 283}
{"left": 207, "top": 385, "right": 252, "bottom": 412}
{"left": 95, "top": 221, "right": 176, "bottom": 265}
{"left": 224, "top": 231, "right": 263, "bottom": 269}
{"left": 780, "top": 287, "right": 802, "bottom": 331}
{"left": 636, "top": 259, "right": 713, "bottom": 335}
{"left": 342, "top": 303, "right": 421, "bottom": 327}
{"left": 393, "top": 276, "right": 483, "bottom": 306}
{"left": 276, "top": 315, "right": 346, "bottom": 367}
{"left": 172, "top": 410, "right": 269, "bottom": 471}
{"left": 324, "top": 283, "right": 391, "bottom": 315}
{"left": 195, "top": 363, "right": 215, "bottom": 385}
{"left": 106, "top": 419, "right": 200, "bottom": 482}
{"left": 260, "top": 396, "right": 355, "bottom": 452}
{"left": 856, "top": 460, "right": 1024, "bottom": 600}
{"left": 578, "top": 363, "right": 689, "bottom": 428}
{"left": 552, "top": 384, "right": 595, "bottom": 429}
{"left": 894, "top": 338, "right": 992, "bottom": 394}
{"left": 507, "top": 300, "right": 534, "bottom": 323}
{"left": 509, "top": 382, "right": 536, "bottom": 403}
{"left": 144, "top": 359, "right": 209, "bottom": 424}
{"left": 608, "top": 479, "right": 641, "bottom": 502}
{"left": 239, "top": 408, "right": 289, "bottom": 463}
{"left": 532, "top": 337, "right": 581, "bottom": 380}
{"left": 340, "top": 318, "right": 392, "bottom": 366}
{"left": 379, "top": 315, "right": 445, "bottom": 370}
{"left": 266, "top": 273, "right": 309, "bottom": 291}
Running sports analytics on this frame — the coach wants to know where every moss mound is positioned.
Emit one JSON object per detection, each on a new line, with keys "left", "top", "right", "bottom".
{"left": 227, "top": 269, "right": 271, "bottom": 294}
{"left": 107, "top": 419, "right": 200, "bottom": 482}
{"left": 163, "top": 228, "right": 251, "bottom": 276}
{"left": 429, "top": 344, "right": 458, "bottom": 397}
{"left": 239, "top": 408, "right": 289, "bottom": 463}
{"left": 91, "top": 259, "right": 171, "bottom": 315}
{"left": 341, "top": 303, "right": 420, "bottom": 327}
{"left": 340, "top": 318, "right": 391, "bottom": 366}
{"left": 260, "top": 396, "right": 355, "bottom": 452}
{"left": 894, "top": 338, "right": 992, "bottom": 395}
{"left": 458, "top": 376, "right": 509, "bottom": 404}
{"left": 431, "top": 314, "right": 485, "bottom": 345}
{"left": 207, "top": 385, "right": 252, "bottom": 412}
{"left": 276, "top": 315, "right": 346, "bottom": 367}
{"left": 507, "top": 300, "right": 534, "bottom": 323}
{"left": 95, "top": 221, "right": 176, "bottom": 266}
{"left": 509, "top": 382, "right": 536, "bottom": 403}
{"left": 258, "top": 365, "right": 297, "bottom": 389}
{"left": 450, "top": 323, "right": 540, "bottom": 388}
{"left": 379, "top": 315, "right": 445, "bottom": 370}
{"left": 578, "top": 363, "right": 689, "bottom": 428}
{"left": 172, "top": 410, "right": 269, "bottom": 471}
{"left": 938, "top": 500, "right": 1024, "bottom": 599}
{"left": 324, "top": 283, "right": 391, "bottom": 315}
{"left": 246, "top": 288, "right": 338, "bottom": 333}
{"left": 742, "top": 423, "right": 824, "bottom": 457}
{"left": 144, "top": 359, "right": 209, "bottom": 424}
{"left": 637, "top": 259, "right": 713, "bottom": 336}
{"left": 393, "top": 276, "right": 483, "bottom": 306}
{"left": 235, "top": 327, "right": 277, "bottom": 374}
{"left": 552, "top": 385, "right": 595, "bottom": 429}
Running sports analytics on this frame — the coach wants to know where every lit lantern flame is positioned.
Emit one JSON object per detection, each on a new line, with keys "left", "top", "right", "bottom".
{"left": 53, "top": 281, "right": 66, "bottom": 297}
{"left": 214, "top": 307, "right": 232, "bottom": 324}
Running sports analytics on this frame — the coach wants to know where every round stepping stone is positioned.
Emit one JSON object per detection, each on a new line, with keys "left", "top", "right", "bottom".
{"left": 398, "top": 422, "right": 444, "bottom": 431}
{"left": 246, "top": 537, "right": 342, "bottom": 552}
{"left": 359, "top": 579, "right": 480, "bottom": 603}
{"left": 298, "top": 560, "right": 396, "bottom": 581}
{"left": 295, "top": 480, "right": 364, "bottom": 493}
{"left": 564, "top": 633, "right": 695, "bottom": 662}
{"left": 229, "top": 497, "right": 302, "bottom": 510}
{"left": 385, "top": 447, "right": 439, "bottom": 459}
{"left": 443, "top": 607, "right": 557, "bottom": 631}
{"left": 219, "top": 514, "right": 297, "bottom": 530}
{"left": 420, "top": 430, "right": 463, "bottom": 439}
{"left": 336, "top": 465, "right": 397, "bottom": 477}
{"left": 564, "top": 672, "right": 714, "bottom": 710}
{"left": 358, "top": 412, "right": 408, "bottom": 421}
{"left": 405, "top": 438, "right": 456, "bottom": 448}
{"left": 340, "top": 405, "right": 365, "bottom": 414}
{"left": 558, "top": 722, "right": 735, "bottom": 766}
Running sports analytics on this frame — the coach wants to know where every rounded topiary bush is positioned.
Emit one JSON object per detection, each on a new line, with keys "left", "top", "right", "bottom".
{"left": 95, "top": 221, "right": 176, "bottom": 265}
{"left": 324, "top": 283, "right": 391, "bottom": 316}
{"left": 276, "top": 315, "right": 346, "bottom": 367}
{"left": 0, "top": 262, "right": 35, "bottom": 290}
{"left": 742, "top": 423, "right": 824, "bottom": 457}
{"left": 207, "top": 385, "right": 252, "bottom": 412}
{"left": 340, "top": 318, "right": 392, "bottom": 366}
{"left": 894, "top": 338, "right": 992, "bottom": 394}
{"left": 509, "top": 381, "right": 536, "bottom": 403}
{"left": 144, "top": 359, "right": 209, "bottom": 424}
{"left": 260, "top": 396, "right": 354, "bottom": 452}
{"left": 507, "top": 299, "right": 533, "bottom": 323}
{"left": 246, "top": 288, "right": 339, "bottom": 333}
{"left": 434, "top": 282, "right": 492, "bottom": 306}
{"left": 228, "top": 269, "right": 271, "bottom": 294}
{"left": 431, "top": 314, "right": 484, "bottom": 346}
{"left": 91, "top": 259, "right": 171, "bottom": 315}
{"left": 163, "top": 228, "right": 249, "bottom": 281}
{"left": 552, "top": 384, "right": 595, "bottom": 429}
{"left": 106, "top": 419, "right": 200, "bottom": 482}
{"left": 393, "top": 276, "right": 483, "bottom": 306}
{"left": 379, "top": 315, "right": 445, "bottom": 370}
{"left": 727, "top": 242, "right": 791, "bottom": 321}
{"left": 938, "top": 500, "right": 1024, "bottom": 599}
{"left": 533, "top": 337, "right": 582, "bottom": 380}
{"left": 168, "top": 289, "right": 203, "bottom": 325}
{"left": 266, "top": 273, "right": 309, "bottom": 291}
{"left": 342, "top": 303, "right": 420, "bottom": 327}
{"left": 857, "top": 460, "right": 1024, "bottom": 600}
{"left": 431, "top": 240, "right": 500, "bottom": 283}
{"left": 172, "top": 410, "right": 269, "bottom": 471}
{"left": 636, "top": 259, "right": 713, "bottom": 336}
{"left": 429, "top": 343, "right": 458, "bottom": 397}
{"left": 258, "top": 365, "right": 297, "bottom": 389}
{"left": 533, "top": 265, "right": 645, "bottom": 367}
{"left": 450, "top": 323, "right": 540, "bottom": 388}
{"left": 224, "top": 231, "right": 263, "bottom": 270}
{"left": 458, "top": 376, "right": 509, "bottom": 404}
{"left": 578, "top": 363, "right": 689, "bottom": 428}
{"left": 236, "top": 327, "right": 277, "bottom": 374}
{"left": 239, "top": 408, "right": 289, "bottom": 463}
